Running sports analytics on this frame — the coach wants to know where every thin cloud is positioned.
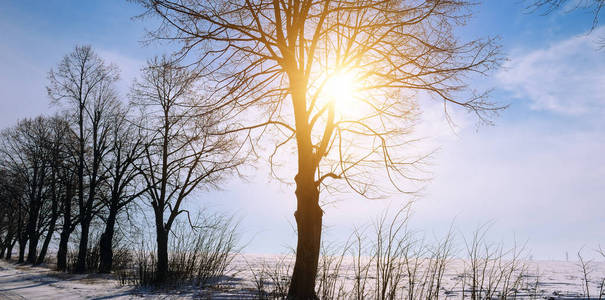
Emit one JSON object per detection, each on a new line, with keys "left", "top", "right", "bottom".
{"left": 498, "top": 26, "right": 605, "bottom": 115}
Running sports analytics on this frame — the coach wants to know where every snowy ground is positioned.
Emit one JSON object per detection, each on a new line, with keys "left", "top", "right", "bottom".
{"left": 0, "top": 259, "right": 255, "bottom": 299}
{"left": 1, "top": 255, "right": 604, "bottom": 299}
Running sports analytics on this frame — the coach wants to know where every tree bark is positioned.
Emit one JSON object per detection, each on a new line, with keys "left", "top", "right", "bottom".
{"left": 287, "top": 78, "right": 324, "bottom": 300}
{"left": 26, "top": 214, "right": 40, "bottom": 264}
{"left": 75, "top": 217, "right": 91, "bottom": 273}
{"left": 287, "top": 171, "right": 323, "bottom": 300}
{"left": 155, "top": 224, "right": 169, "bottom": 284}
{"left": 18, "top": 235, "right": 26, "bottom": 263}
{"left": 36, "top": 200, "right": 59, "bottom": 265}
{"left": 76, "top": 156, "right": 99, "bottom": 273}
{"left": 6, "top": 237, "right": 16, "bottom": 259}
{"left": 75, "top": 102, "right": 86, "bottom": 273}
{"left": 25, "top": 200, "right": 41, "bottom": 264}
{"left": 0, "top": 230, "right": 11, "bottom": 258}
{"left": 56, "top": 228, "right": 69, "bottom": 271}
{"left": 0, "top": 234, "right": 6, "bottom": 258}
{"left": 57, "top": 184, "right": 73, "bottom": 271}
{"left": 98, "top": 207, "right": 117, "bottom": 273}
{"left": 17, "top": 207, "right": 26, "bottom": 263}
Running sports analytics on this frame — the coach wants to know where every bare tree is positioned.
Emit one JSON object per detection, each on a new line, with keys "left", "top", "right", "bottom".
{"left": 0, "top": 117, "right": 55, "bottom": 264}
{"left": 97, "top": 104, "right": 147, "bottom": 273}
{"left": 47, "top": 45, "right": 120, "bottom": 273}
{"left": 0, "top": 170, "right": 24, "bottom": 261}
{"left": 0, "top": 167, "right": 22, "bottom": 259}
{"left": 577, "top": 248, "right": 594, "bottom": 299}
{"left": 55, "top": 131, "right": 79, "bottom": 271}
{"left": 0, "top": 168, "right": 10, "bottom": 257}
{"left": 132, "top": 57, "right": 242, "bottom": 283}
{"left": 0, "top": 115, "right": 79, "bottom": 268}
{"left": 36, "top": 116, "right": 74, "bottom": 265}
{"left": 136, "top": 0, "right": 502, "bottom": 297}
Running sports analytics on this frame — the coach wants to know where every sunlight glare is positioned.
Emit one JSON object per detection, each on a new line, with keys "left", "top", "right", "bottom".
{"left": 322, "top": 70, "right": 361, "bottom": 117}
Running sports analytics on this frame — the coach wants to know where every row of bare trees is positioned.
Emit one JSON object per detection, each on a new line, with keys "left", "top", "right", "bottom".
{"left": 0, "top": 116, "right": 76, "bottom": 266}
{"left": 9, "top": 0, "right": 596, "bottom": 298}
{"left": 0, "top": 46, "right": 241, "bottom": 282}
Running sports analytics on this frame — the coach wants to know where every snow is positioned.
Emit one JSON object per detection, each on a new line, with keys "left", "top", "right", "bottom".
{"left": 1, "top": 255, "right": 604, "bottom": 299}
{"left": 0, "top": 260, "right": 133, "bottom": 299}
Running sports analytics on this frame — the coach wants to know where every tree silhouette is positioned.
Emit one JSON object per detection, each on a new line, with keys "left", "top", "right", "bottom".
{"left": 132, "top": 57, "right": 242, "bottom": 283}
{"left": 97, "top": 103, "right": 147, "bottom": 273}
{"left": 0, "top": 165, "right": 25, "bottom": 261}
{"left": 136, "top": 1, "right": 502, "bottom": 298}
{"left": 47, "top": 45, "right": 120, "bottom": 273}
{"left": 35, "top": 116, "right": 74, "bottom": 265}
{"left": 0, "top": 117, "right": 52, "bottom": 264}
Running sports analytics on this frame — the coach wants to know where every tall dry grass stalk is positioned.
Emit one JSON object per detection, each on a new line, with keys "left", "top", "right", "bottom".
{"left": 460, "top": 225, "right": 528, "bottom": 300}
{"left": 117, "top": 211, "right": 240, "bottom": 288}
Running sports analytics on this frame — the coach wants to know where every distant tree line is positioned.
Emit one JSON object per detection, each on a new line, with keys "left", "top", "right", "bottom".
{"left": 0, "top": 46, "right": 242, "bottom": 281}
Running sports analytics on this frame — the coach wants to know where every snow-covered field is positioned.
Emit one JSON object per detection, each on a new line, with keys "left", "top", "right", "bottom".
{"left": 0, "top": 259, "right": 255, "bottom": 299}
{"left": 1, "top": 255, "right": 604, "bottom": 299}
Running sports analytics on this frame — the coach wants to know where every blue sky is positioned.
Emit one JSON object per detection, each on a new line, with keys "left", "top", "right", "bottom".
{"left": 1, "top": 0, "right": 604, "bottom": 260}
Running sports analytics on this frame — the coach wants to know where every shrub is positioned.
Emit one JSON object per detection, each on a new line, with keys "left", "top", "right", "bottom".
{"left": 117, "top": 211, "right": 240, "bottom": 289}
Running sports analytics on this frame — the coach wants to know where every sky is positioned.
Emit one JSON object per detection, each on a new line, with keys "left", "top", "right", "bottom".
{"left": 0, "top": 0, "right": 604, "bottom": 260}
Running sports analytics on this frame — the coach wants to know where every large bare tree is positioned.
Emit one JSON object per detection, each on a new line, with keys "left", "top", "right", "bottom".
{"left": 132, "top": 57, "right": 242, "bottom": 283}
{"left": 136, "top": 1, "right": 502, "bottom": 297}
{"left": 47, "top": 45, "right": 120, "bottom": 273}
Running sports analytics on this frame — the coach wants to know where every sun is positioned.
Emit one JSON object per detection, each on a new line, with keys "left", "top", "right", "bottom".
{"left": 320, "top": 70, "right": 362, "bottom": 117}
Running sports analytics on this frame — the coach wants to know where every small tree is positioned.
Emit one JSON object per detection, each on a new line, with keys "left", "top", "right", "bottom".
{"left": 132, "top": 57, "right": 242, "bottom": 283}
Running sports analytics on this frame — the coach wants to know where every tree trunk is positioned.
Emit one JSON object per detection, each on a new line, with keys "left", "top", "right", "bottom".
{"left": 6, "top": 237, "right": 16, "bottom": 259}
{"left": 18, "top": 236, "right": 27, "bottom": 263}
{"left": 36, "top": 206, "right": 58, "bottom": 265}
{"left": 57, "top": 184, "right": 73, "bottom": 271}
{"left": 75, "top": 217, "right": 91, "bottom": 273}
{"left": 98, "top": 207, "right": 117, "bottom": 273}
{"left": 75, "top": 103, "right": 86, "bottom": 272}
{"left": 25, "top": 231, "right": 39, "bottom": 264}
{"left": 56, "top": 228, "right": 69, "bottom": 271}
{"left": 155, "top": 225, "right": 169, "bottom": 284}
{"left": 26, "top": 202, "right": 41, "bottom": 264}
{"left": 287, "top": 171, "right": 323, "bottom": 300}
{"left": 17, "top": 209, "right": 26, "bottom": 263}
{"left": 287, "top": 76, "right": 324, "bottom": 300}
{"left": 0, "top": 235, "right": 6, "bottom": 258}
{"left": 0, "top": 231, "right": 9, "bottom": 258}
{"left": 56, "top": 213, "right": 72, "bottom": 271}
{"left": 2, "top": 221, "right": 16, "bottom": 259}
